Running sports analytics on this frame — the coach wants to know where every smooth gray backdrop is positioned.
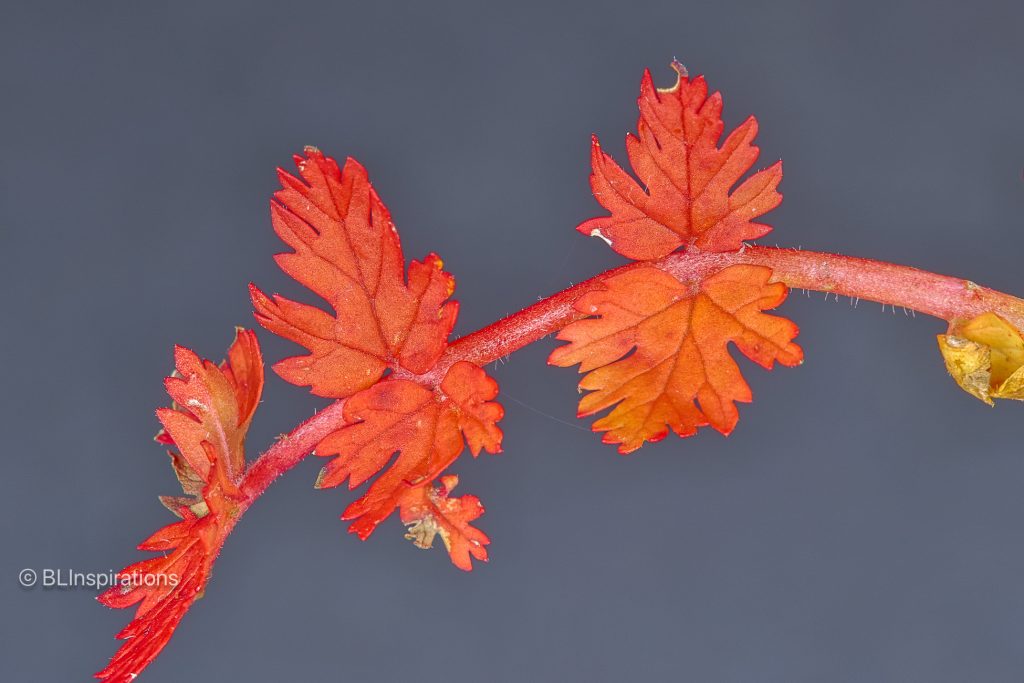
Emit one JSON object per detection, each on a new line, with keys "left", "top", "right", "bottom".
{"left": 3, "top": 1, "right": 1024, "bottom": 681}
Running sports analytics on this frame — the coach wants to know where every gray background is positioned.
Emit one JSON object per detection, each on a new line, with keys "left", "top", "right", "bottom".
{"left": 2, "top": 1, "right": 1023, "bottom": 681}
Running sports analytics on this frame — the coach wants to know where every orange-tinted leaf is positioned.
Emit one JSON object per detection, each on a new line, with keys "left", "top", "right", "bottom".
{"left": 251, "top": 148, "right": 457, "bottom": 399}
{"left": 98, "top": 331, "right": 263, "bottom": 683}
{"left": 314, "top": 361, "right": 502, "bottom": 567}
{"left": 398, "top": 474, "right": 489, "bottom": 571}
{"left": 155, "top": 327, "right": 263, "bottom": 513}
{"left": 442, "top": 359, "right": 504, "bottom": 456}
{"left": 251, "top": 149, "right": 504, "bottom": 569}
{"left": 579, "top": 63, "right": 782, "bottom": 260}
{"left": 549, "top": 265, "right": 801, "bottom": 452}
{"left": 97, "top": 512, "right": 219, "bottom": 683}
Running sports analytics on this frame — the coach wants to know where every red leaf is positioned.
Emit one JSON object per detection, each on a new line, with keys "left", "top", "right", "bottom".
{"left": 97, "top": 512, "right": 217, "bottom": 683}
{"left": 579, "top": 62, "right": 783, "bottom": 260}
{"left": 97, "top": 330, "right": 263, "bottom": 683}
{"left": 549, "top": 265, "right": 801, "bottom": 452}
{"left": 253, "top": 150, "right": 505, "bottom": 569}
{"left": 398, "top": 475, "right": 489, "bottom": 571}
{"left": 250, "top": 148, "right": 457, "bottom": 399}
{"left": 155, "top": 328, "right": 262, "bottom": 503}
{"left": 314, "top": 361, "right": 501, "bottom": 569}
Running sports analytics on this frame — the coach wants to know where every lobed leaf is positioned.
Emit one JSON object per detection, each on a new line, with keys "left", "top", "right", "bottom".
{"left": 314, "top": 361, "right": 502, "bottom": 569}
{"left": 398, "top": 474, "right": 490, "bottom": 572}
{"left": 550, "top": 265, "right": 802, "bottom": 452}
{"left": 579, "top": 62, "right": 782, "bottom": 260}
{"left": 250, "top": 148, "right": 457, "bottom": 399}
{"left": 154, "top": 328, "right": 262, "bottom": 513}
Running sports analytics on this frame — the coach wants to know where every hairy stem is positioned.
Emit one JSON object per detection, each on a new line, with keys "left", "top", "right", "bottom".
{"left": 239, "top": 399, "right": 348, "bottom": 502}
{"left": 247, "top": 245, "right": 1024, "bottom": 484}
{"left": 424, "top": 246, "right": 1024, "bottom": 381}
{"left": 734, "top": 247, "right": 1024, "bottom": 328}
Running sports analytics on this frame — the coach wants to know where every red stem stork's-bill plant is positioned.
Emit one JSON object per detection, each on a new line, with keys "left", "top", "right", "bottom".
{"left": 96, "top": 61, "right": 1024, "bottom": 681}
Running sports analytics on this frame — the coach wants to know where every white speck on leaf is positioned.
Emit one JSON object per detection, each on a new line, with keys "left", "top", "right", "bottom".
{"left": 589, "top": 228, "right": 613, "bottom": 247}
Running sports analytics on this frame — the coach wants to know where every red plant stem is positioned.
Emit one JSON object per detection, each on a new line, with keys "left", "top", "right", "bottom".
{"left": 239, "top": 399, "right": 348, "bottom": 502}
{"left": 423, "top": 246, "right": 1024, "bottom": 381}
{"left": 732, "top": 247, "right": 1024, "bottom": 327}
{"left": 243, "top": 245, "right": 1024, "bottom": 488}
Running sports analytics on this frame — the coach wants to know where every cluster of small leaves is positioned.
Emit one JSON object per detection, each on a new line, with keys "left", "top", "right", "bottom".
{"left": 98, "top": 330, "right": 263, "bottom": 683}
{"left": 249, "top": 150, "right": 504, "bottom": 564}
{"left": 551, "top": 61, "right": 801, "bottom": 450}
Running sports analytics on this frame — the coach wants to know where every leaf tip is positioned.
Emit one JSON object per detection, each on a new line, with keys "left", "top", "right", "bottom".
{"left": 669, "top": 58, "right": 688, "bottom": 80}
